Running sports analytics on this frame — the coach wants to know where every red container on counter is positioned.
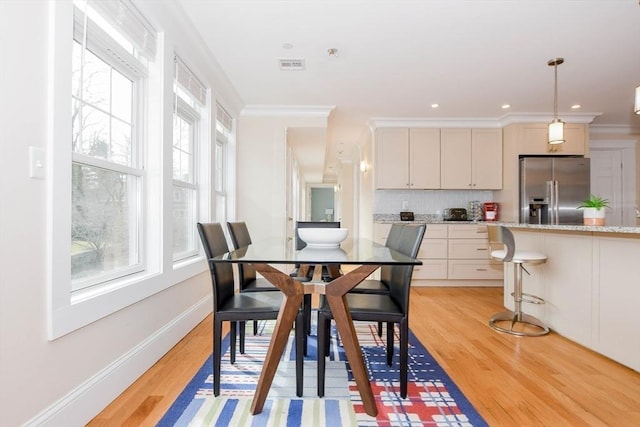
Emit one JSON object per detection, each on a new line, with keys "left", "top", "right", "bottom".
{"left": 483, "top": 202, "right": 499, "bottom": 221}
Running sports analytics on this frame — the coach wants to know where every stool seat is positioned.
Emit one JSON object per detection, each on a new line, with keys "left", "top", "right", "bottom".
{"left": 487, "top": 225, "right": 550, "bottom": 337}
{"left": 491, "top": 249, "right": 547, "bottom": 264}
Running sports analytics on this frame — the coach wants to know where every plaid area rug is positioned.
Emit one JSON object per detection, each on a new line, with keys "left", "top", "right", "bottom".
{"left": 158, "top": 316, "right": 487, "bottom": 426}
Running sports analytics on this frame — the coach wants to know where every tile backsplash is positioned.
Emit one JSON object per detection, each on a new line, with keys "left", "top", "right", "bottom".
{"left": 374, "top": 189, "right": 495, "bottom": 217}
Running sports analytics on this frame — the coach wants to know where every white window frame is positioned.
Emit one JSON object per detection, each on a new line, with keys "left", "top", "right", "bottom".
{"left": 172, "top": 97, "right": 201, "bottom": 262}
{"left": 47, "top": 2, "right": 208, "bottom": 340}
{"left": 70, "top": 37, "right": 146, "bottom": 291}
{"left": 214, "top": 105, "right": 233, "bottom": 224}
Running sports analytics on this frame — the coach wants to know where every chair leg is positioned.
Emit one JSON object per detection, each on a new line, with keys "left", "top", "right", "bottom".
{"left": 303, "top": 294, "right": 312, "bottom": 335}
{"left": 295, "top": 310, "right": 304, "bottom": 397}
{"left": 317, "top": 311, "right": 327, "bottom": 397}
{"left": 324, "top": 317, "right": 331, "bottom": 357}
{"left": 377, "top": 321, "right": 383, "bottom": 337}
{"left": 213, "top": 319, "right": 222, "bottom": 396}
{"left": 386, "top": 321, "right": 394, "bottom": 366}
{"left": 253, "top": 320, "right": 258, "bottom": 335}
{"left": 239, "top": 321, "right": 246, "bottom": 354}
{"left": 399, "top": 318, "right": 408, "bottom": 398}
{"left": 230, "top": 321, "right": 237, "bottom": 364}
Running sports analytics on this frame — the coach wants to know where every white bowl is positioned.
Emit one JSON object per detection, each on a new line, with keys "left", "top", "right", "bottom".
{"left": 298, "top": 227, "right": 348, "bottom": 248}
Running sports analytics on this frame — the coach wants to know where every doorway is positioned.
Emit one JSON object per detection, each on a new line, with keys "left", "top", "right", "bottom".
{"left": 590, "top": 140, "right": 637, "bottom": 226}
{"left": 309, "top": 187, "right": 335, "bottom": 222}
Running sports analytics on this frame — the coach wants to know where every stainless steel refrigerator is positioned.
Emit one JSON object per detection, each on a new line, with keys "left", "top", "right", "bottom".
{"left": 520, "top": 157, "right": 590, "bottom": 225}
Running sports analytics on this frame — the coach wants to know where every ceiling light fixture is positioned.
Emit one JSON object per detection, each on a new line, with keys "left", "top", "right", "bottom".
{"left": 547, "top": 58, "right": 565, "bottom": 145}
{"left": 501, "top": 104, "right": 511, "bottom": 109}
{"left": 635, "top": 86, "right": 640, "bottom": 115}
{"left": 431, "top": 103, "right": 439, "bottom": 108}
{"left": 327, "top": 48, "right": 338, "bottom": 57}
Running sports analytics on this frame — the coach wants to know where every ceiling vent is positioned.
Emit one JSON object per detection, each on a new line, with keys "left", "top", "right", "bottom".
{"left": 279, "top": 58, "right": 305, "bottom": 70}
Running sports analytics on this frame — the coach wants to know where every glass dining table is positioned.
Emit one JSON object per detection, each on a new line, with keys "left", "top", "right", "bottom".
{"left": 208, "top": 237, "right": 422, "bottom": 417}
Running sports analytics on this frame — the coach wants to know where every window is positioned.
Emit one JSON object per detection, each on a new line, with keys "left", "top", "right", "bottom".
{"left": 47, "top": 0, "right": 165, "bottom": 339}
{"left": 215, "top": 105, "right": 233, "bottom": 222}
{"left": 172, "top": 56, "right": 206, "bottom": 262}
{"left": 70, "top": 1, "right": 152, "bottom": 291}
{"left": 49, "top": 1, "right": 219, "bottom": 339}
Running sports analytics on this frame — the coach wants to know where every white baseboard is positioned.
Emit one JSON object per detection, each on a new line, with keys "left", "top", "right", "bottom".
{"left": 24, "top": 295, "right": 212, "bottom": 427}
{"left": 412, "top": 279, "right": 503, "bottom": 287}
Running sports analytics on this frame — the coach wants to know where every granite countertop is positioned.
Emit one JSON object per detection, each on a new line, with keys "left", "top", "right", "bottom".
{"left": 503, "top": 223, "right": 640, "bottom": 235}
{"left": 373, "top": 214, "right": 640, "bottom": 234}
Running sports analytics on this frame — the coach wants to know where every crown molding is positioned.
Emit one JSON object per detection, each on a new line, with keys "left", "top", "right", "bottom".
{"left": 589, "top": 124, "right": 640, "bottom": 135}
{"left": 240, "top": 105, "right": 335, "bottom": 118}
{"left": 370, "top": 112, "right": 602, "bottom": 129}
{"left": 498, "top": 112, "right": 601, "bottom": 126}
{"left": 370, "top": 117, "right": 502, "bottom": 128}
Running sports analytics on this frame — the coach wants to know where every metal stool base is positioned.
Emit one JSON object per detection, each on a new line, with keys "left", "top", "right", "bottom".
{"left": 489, "top": 310, "right": 550, "bottom": 337}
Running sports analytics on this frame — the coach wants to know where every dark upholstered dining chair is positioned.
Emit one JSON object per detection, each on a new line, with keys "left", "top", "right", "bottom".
{"left": 227, "top": 221, "right": 311, "bottom": 355}
{"left": 348, "top": 222, "right": 407, "bottom": 335}
{"left": 227, "top": 221, "right": 278, "bottom": 346}
{"left": 316, "top": 223, "right": 426, "bottom": 399}
{"left": 197, "top": 222, "right": 304, "bottom": 397}
{"left": 349, "top": 222, "right": 405, "bottom": 295}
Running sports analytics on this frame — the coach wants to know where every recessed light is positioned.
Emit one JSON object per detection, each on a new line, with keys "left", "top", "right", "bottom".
{"left": 501, "top": 104, "right": 511, "bottom": 109}
{"left": 431, "top": 104, "right": 439, "bottom": 108}
{"left": 571, "top": 104, "right": 581, "bottom": 109}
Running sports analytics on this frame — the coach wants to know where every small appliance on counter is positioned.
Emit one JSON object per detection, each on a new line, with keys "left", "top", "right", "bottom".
{"left": 400, "top": 211, "right": 414, "bottom": 221}
{"left": 443, "top": 208, "right": 468, "bottom": 221}
{"left": 483, "top": 202, "right": 499, "bottom": 221}
{"left": 468, "top": 201, "right": 483, "bottom": 221}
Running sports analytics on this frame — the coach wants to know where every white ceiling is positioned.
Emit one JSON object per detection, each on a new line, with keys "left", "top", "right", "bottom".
{"left": 176, "top": 0, "right": 640, "bottom": 182}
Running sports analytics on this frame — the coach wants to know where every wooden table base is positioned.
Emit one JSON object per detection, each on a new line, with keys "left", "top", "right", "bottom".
{"left": 248, "top": 263, "right": 380, "bottom": 417}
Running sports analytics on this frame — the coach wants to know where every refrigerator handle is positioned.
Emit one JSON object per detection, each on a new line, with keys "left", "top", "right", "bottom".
{"left": 549, "top": 180, "right": 560, "bottom": 225}
{"left": 547, "top": 180, "right": 555, "bottom": 224}
{"left": 553, "top": 181, "right": 560, "bottom": 225}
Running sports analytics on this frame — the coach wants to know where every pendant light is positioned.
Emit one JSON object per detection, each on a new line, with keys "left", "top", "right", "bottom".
{"left": 635, "top": 85, "right": 640, "bottom": 115}
{"left": 547, "top": 58, "right": 565, "bottom": 145}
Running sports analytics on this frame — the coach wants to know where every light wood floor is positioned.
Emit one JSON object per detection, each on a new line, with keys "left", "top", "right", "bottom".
{"left": 88, "top": 287, "right": 640, "bottom": 426}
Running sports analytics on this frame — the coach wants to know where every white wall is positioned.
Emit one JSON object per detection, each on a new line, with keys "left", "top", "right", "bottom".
{"left": 236, "top": 113, "right": 329, "bottom": 242}
{"left": 0, "top": 1, "right": 241, "bottom": 425}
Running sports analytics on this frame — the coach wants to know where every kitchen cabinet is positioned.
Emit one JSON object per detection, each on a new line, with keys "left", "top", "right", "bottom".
{"left": 413, "top": 224, "right": 448, "bottom": 280}
{"left": 375, "top": 128, "right": 440, "bottom": 189}
{"left": 508, "top": 227, "right": 640, "bottom": 372}
{"left": 440, "top": 128, "right": 502, "bottom": 189}
{"left": 373, "top": 222, "right": 503, "bottom": 284}
{"left": 447, "top": 224, "right": 503, "bottom": 280}
{"left": 518, "top": 122, "right": 588, "bottom": 155}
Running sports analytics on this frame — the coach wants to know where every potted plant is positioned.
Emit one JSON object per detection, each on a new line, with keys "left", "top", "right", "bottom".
{"left": 578, "top": 194, "right": 609, "bottom": 226}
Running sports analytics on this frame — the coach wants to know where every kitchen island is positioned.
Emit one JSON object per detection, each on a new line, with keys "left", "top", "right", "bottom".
{"left": 497, "top": 223, "right": 640, "bottom": 372}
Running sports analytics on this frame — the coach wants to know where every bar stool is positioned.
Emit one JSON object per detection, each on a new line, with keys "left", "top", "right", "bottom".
{"left": 488, "top": 225, "right": 550, "bottom": 337}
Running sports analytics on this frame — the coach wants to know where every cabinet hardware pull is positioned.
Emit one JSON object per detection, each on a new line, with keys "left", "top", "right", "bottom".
{"left": 477, "top": 268, "right": 487, "bottom": 271}
{"left": 476, "top": 248, "right": 488, "bottom": 251}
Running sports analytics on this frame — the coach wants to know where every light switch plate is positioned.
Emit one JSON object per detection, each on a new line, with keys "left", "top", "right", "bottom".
{"left": 29, "top": 146, "right": 45, "bottom": 179}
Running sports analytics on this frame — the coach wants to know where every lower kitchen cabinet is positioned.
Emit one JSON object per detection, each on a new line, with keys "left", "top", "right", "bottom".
{"left": 414, "top": 224, "right": 447, "bottom": 280}
{"left": 447, "top": 224, "right": 503, "bottom": 280}
{"left": 373, "top": 222, "right": 503, "bottom": 284}
{"left": 508, "top": 228, "right": 640, "bottom": 372}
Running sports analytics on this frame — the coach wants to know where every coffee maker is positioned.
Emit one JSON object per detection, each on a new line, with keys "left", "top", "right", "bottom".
{"left": 483, "top": 202, "right": 499, "bottom": 221}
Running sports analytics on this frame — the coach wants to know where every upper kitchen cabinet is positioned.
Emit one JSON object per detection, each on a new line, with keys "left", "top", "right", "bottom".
{"left": 440, "top": 128, "right": 503, "bottom": 189}
{"left": 375, "top": 128, "right": 440, "bottom": 189}
{"left": 517, "top": 123, "right": 588, "bottom": 155}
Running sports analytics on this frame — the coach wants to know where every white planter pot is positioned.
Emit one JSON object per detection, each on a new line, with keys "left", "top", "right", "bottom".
{"left": 583, "top": 207, "right": 605, "bottom": 226}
